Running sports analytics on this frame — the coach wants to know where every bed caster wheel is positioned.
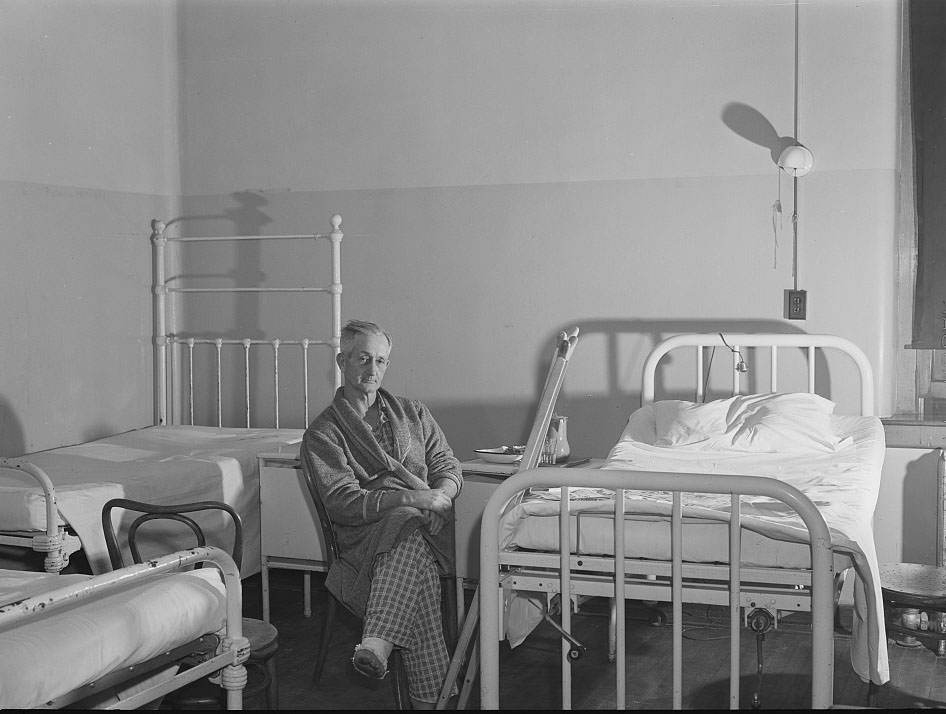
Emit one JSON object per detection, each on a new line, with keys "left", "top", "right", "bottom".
{"left": 568, "top": 646, "right": 585, "bottom": 661}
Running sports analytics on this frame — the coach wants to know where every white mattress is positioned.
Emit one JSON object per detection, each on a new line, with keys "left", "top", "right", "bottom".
{"left": 0, "top": 425, "right": 304, "bottom": 575}
{"left": 499, "top": 410, "right": 888, "bottom": 685}
{"left": 0, "top": 567, "right": 227, "bottom": 709}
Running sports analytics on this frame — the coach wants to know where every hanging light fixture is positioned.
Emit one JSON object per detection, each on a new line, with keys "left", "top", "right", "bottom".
{"left": 777, "top": 144, "right": 814, "bottom": 177}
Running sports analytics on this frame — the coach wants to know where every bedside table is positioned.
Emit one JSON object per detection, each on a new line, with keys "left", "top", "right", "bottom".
{"left": 258, "top": 450, "right": 328, "bottom": 622}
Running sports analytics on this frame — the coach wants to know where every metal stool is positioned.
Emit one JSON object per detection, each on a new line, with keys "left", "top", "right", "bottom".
{"left": 880, "top": 562, "right": 946, "bottom": 654}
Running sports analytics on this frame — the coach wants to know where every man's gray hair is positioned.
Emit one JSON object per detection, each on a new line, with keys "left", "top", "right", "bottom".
{"left": 340, "top": 320, "right": 392, "bottom": 354}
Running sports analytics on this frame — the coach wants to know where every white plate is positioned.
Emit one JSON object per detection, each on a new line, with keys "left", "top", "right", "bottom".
{"left": 474, "top": 447, "right": 523, "bottom": 464}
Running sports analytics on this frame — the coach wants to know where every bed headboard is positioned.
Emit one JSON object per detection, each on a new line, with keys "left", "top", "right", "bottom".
{"left": 641, "top": 332, "right": 875, "bottom": 416}
{"left": 150, "top": 214, "right": 344, "bottom": 428}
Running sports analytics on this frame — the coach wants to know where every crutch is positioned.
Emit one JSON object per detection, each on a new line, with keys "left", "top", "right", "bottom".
{"left": 436, "top": 327, "right": 579, "bottom": 709}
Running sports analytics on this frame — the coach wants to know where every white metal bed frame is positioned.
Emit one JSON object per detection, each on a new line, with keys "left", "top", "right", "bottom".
{"left": 151, "top": 213, "right": 344, "bottom": 428}
{"left": 0, "top": 546, "right": 247, "bottom": 710}
{"left": 0, "top": 213, "right": 344, "bottom": 573}
{"left": 478, "top": 332, "right": 876, "bottom": 710}
{"left": 0, "top": 459, "right": 82, "bottom": 573}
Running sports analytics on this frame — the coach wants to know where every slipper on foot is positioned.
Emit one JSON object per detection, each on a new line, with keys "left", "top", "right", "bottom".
{"left": 352, "top": 644, "right": 388, "bottom": 680}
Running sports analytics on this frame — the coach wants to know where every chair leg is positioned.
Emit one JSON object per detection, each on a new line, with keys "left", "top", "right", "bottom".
{"left": 442, "top": 576, "right": 458, "bottom": 652}
{"left": 313, "top": 595, "right": 337, "bottom": 682}
{"left": 389, "top": 650, "right": 411, "bottom": 709}
{"left": 265, "top": 656, "right": 279, "bottom": 709}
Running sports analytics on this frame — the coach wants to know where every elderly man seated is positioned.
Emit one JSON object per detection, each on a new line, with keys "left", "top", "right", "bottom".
{"left": 300, "top": 319, "right": 462, "bottom": 709}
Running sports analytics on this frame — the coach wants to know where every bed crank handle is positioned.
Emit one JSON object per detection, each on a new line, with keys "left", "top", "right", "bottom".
{"left": 541, "top": 611, "right": 587, "bottom": 662}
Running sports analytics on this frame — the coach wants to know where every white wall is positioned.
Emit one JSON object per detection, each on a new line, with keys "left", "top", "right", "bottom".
{"left": 0, "top": 0, "right": 920, "bottom": 573}
{"left": 0, "top": 0, "right": 179, "bottom": 454}
{"left": 0, "top": 0, "right": 902, "bottom": 463}
{"left": 176, "top": 0, "right": 900, "bottom": 458}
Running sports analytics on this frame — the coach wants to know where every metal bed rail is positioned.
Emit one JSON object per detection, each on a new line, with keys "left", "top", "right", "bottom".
{"left": 151, "top": 214, "right": 344, "bottom": 428}
{"left": 641, "top": 332, "right": 874, "bottom": 415}
{"left": 0, "top": 458, "right": 82, "bottom": 573}
{"left": 478, "top": 467, "right": 835, "bottom": 710}
{"left": 0, "top": 546, "right": 248, "bottom": 710}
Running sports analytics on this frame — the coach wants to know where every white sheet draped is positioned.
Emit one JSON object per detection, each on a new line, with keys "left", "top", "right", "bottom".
{"left": 0, "top": 425, "right": 303, "bottom": 575}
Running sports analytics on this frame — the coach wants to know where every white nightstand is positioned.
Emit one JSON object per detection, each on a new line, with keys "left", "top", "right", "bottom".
{"left": 258, "top": 449, "right": 328, "bottom": 622}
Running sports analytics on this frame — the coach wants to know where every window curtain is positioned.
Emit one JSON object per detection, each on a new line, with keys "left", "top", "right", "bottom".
{"left": 910, "top": 0, "right": 946, "bottom": 350}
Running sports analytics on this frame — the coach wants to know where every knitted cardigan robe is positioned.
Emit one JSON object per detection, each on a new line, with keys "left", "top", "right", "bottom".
{"left": 300, "top": 387, "right": 463, "bottom": 616}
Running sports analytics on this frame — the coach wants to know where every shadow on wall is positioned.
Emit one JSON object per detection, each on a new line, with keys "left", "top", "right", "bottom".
{"left": 157, "top": 192, "right": 320, "bottom": 427}
{"left": 433, "top": 318, "right": 811, "bottom": 460}
{"left": 721, "top": 102, "right": 798, "bottom": 167}
{"left": 162, "top": 189, "right": 272, "bottom": 345}
{"left": 902, "top": 449, "right": 940, "bottom": 564}
{"left": 0, "top": 395, "right": 26, "bottom": 457}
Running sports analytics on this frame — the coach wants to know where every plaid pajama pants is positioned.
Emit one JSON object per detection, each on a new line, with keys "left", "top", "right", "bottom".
{"left": 364, "top": 529, "right": 451, "bottom": 703}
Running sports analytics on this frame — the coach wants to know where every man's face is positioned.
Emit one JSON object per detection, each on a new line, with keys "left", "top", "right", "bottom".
{"left": 339, "top": 332, "right": 391, "bottom": 399}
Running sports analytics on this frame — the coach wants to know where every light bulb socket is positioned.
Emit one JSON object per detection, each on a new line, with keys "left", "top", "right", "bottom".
{"left": 777, "top": 144, "right": 814, "bottom": 177}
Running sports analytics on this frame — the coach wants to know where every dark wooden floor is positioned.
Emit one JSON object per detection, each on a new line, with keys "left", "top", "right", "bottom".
{"left": 242, "top": 570, "right": 946, "bottom": 710}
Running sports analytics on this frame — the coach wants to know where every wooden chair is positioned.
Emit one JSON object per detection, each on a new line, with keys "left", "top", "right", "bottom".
{"left": 101, "top": 498, "right": 279, "bottom": 709}
{"left": 299, "top": 461, "right": 458, "bottom": 710}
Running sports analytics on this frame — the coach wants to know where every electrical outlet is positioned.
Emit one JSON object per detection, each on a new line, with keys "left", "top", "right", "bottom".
{"left": 785, "top": 289, "right": 807, "bottom": 320}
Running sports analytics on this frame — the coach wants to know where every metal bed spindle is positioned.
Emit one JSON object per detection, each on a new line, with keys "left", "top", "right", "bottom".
{"left": 613, "top": 488, "right": 626, "bottom": 707}
{"left": 151, "top": 214, "right": 344, "bottom": 428}
{"left": 243, "top": 338, "right": 252, "bottom": 427}
{"left": 302, "top": 338, "right": 310, "bottom": 425}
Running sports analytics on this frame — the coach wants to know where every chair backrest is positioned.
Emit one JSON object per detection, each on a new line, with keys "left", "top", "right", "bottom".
{"left": 101, "top": 498, "right": 243, "bottom": 571}
{"left": 298, "top": 462, "right": 340, "bottom": 566}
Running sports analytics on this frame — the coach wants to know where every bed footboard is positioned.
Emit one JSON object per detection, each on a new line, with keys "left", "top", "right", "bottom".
{"left": 0, "top": 546, "right": 248, "bottom": 710}
{"left": 0, "top": 458, "right": 81, "bottom": 573}
{"left": 478, "top": 467, "right": 835, "bottom": 710}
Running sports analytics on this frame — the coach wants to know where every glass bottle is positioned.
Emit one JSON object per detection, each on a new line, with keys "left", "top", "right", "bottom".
{"left": 549, "top": 415, "right": 571, "bottom": 463}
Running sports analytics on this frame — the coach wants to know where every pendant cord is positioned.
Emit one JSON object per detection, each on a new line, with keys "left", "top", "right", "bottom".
{"left": 791, "top": 0, "right": 800, "bottom": 290}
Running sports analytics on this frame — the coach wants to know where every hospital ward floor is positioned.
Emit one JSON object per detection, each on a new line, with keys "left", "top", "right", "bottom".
{"left": 243, "top": 570, "right": 946, "bottom": 710}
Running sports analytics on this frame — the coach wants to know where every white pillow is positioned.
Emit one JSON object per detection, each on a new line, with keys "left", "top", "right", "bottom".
{"left": 724, "top": 392, "right": 845, "bottom": 453}
{"left": 621, "top": 404, "right": 657, "bottom": 444}
{"left": 653, "top": 397, "right": 738, "bottom": 447}
{"left": 651, "top": 392, "right": 845, "bottom": 453}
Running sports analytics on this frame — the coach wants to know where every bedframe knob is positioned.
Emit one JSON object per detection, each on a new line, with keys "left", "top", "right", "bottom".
{"left": 44, "top": 552, "right": 68, "bottom": 571}
{"left": 217, "top": 662, "right": 248, "bottom": 692}
{"left": 32, "top": 534, "right": 61, "bottom": 552}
